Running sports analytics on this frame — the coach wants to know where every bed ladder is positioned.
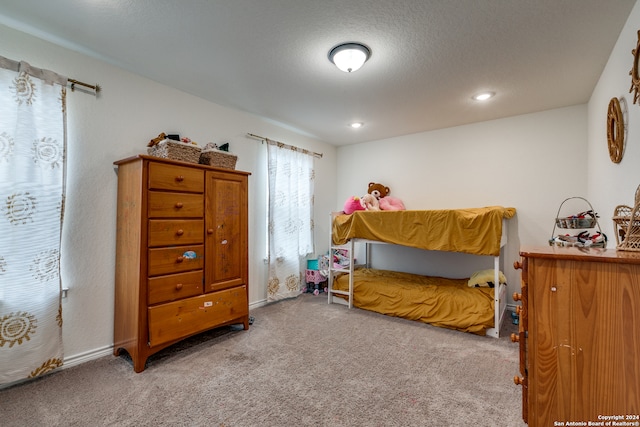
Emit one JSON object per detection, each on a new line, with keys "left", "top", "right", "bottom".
{"left": 327, "top": 239, "right": 355, "bottom": 308}
{"left": 327, "top": 212, "right": 356, "bottom": 308}
{"left": 485, "top": 254, "right": 507, "bottom": 339}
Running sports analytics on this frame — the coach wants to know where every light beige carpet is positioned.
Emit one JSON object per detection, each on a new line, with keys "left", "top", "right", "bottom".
{"left": 0, "top": 293, "right": 526, "bottom": 426}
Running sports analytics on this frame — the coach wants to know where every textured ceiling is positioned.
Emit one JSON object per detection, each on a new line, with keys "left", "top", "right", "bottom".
{"left": 0, "top": 0, "right": 636, "bottom": 145}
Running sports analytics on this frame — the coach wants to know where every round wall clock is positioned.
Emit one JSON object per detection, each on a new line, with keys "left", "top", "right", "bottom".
{"left": 630, "top": 30, "right": 640, "bottom": 105}
{"left": 607, "top": 97, "right": 624, "bottom": 163}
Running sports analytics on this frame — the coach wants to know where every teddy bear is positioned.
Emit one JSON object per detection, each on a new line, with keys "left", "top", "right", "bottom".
{"left": 367, "top": 182, "right": 390, "bottom": 199}
{"left": 368, "top": 182, "right": 405, "bottom": 211}
{"left": 360, "top": 193, "right": 380, "bottom": 211}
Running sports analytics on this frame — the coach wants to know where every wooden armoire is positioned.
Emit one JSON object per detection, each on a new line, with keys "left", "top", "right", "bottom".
{"left": 113, "top": 155, "right": 250, "bottom": 372}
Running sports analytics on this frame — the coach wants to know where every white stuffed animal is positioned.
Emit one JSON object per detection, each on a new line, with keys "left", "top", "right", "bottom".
{"left": 360, "top": 193, "right": 380, "bottom": 211}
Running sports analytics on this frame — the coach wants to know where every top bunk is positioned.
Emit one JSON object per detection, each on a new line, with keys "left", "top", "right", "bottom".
{"left": 331, "top": 206, "right": 516, "bottom": 257}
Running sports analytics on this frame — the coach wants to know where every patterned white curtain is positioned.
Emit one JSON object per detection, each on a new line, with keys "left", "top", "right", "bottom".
{"left": 0, "top": 57, "right": 67, "bottom": 385}
{"left": 267, "top": 140, "right": 315, "bottom": 301}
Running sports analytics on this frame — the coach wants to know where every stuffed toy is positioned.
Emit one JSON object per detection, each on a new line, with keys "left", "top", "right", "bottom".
{"left": 379, "top": 196, "right": 406, "bottom": 211}
{"left": 368, "top": 182, "right": 390, "bottom": 199}
{"left": 343, "top": 196, "right": 366, "bottom": 214}
{"left": 368, "top": 182, "right": 405, "bottom": 211}
{"left": 147, "top": 132, "right": 167, "bottom": 147}
{"left": 360, "top": 193, "right": 380, "bottom": 211}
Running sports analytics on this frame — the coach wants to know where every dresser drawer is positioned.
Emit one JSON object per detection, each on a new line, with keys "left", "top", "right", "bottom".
{"left": 148, "top": 162, "right": 204, "bottom": 193}
{"left": 148, "top": 245, "right": 204, "bottom": 276}
{"left": 148, "top": 286, "right": 248, "bottom": 347}
{"left": 148, "top": 219, "right": 204, "bottom": 247}
{"left": 148, "top": 270, "right": 203, "bottom": 305}
{"left": 148, "top": 191, "right": 203, "bottom": 218}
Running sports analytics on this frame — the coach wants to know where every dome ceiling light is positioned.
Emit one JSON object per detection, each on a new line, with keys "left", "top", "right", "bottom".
{"left": 329, "top": 42, "right": 371, "bottom": 73}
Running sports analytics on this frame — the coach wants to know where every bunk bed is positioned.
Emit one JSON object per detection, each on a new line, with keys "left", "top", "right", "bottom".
{"left": 327, "top": 206, "right": 516, "bottom": 338}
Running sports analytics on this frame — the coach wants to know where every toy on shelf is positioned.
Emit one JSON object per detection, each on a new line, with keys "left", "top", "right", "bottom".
{"left": 304, "top": 257, "right": 328, "bottom": 295}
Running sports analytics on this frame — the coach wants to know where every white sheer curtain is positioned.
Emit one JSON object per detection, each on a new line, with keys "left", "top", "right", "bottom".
{"left": 267, "top": 140, "right": 315, "bottom": 301}
{"left": 0, "top": 57, "right": 67, "bottom": 385}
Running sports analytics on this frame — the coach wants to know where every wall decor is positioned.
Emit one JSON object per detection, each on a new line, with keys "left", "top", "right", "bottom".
{"left": 630, "top": 30, "right": 640, "bottom": 105}
{"left": 607, "top": 97, "right": 625, "bottom": 163}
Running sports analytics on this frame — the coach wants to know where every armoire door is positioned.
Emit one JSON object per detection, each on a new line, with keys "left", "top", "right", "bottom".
{"left": 204, "top": 170, "right": 248, "bottom": 293}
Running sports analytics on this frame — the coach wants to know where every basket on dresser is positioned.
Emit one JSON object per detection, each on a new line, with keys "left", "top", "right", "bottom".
{"left": 199, "top": 148, "right": 237, "bottom": 170}
{"left": 147, "top": 139, "right": 202, "bottom": 164}
{"left": 613, "top": 184, "right": 640, "bottom": 251}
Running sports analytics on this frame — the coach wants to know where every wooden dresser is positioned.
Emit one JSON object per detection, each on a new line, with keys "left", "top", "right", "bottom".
{"left": 113, "top": 155, "right": 250, "bottom": 372}
{"left": 513, "top": 246, "right": 640, "bottom": 426}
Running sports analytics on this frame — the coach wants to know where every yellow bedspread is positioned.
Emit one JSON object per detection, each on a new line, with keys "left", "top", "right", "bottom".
{"left": 332, "top": 206, "right": 516, "bottom": 256}
{"left": 333, "top": 268, "right": 495, "bottom": 335}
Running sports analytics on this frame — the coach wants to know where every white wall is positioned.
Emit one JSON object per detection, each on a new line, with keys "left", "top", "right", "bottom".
{"left": 0, "top": 23, "right": 337, "bottom": 363}
{"left": 588, "top": 1, "right": 640, "bottom": 238}
{"left": 336, "top": 105, "right": 589, "bottom": 304}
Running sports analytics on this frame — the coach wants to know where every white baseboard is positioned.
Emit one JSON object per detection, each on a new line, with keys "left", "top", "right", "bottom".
{"left": 63, "top": 345, "right": 114, "bottom": 369}
{"left": 249, "top": 299, "right": 268, "bottom": 309}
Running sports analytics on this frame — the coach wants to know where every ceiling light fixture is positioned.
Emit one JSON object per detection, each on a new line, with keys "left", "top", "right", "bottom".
{"left": 472, "top": 92, "right": 495, "bottom": 101}
{"left": 350, "top": 122, "right": 363, "bottom": 129}
{"left": 329, "top": 43, "right": 371, "bottom": 73}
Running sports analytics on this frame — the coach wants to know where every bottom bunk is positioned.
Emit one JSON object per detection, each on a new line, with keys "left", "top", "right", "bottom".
{"left": 331, "top": 267, "right": 506, "bottom": 336}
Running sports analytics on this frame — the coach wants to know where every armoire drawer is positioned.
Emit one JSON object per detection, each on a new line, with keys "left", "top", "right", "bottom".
{"left": 148, "top": 270, "right": 203, "bottom": 305}
{"left": 148, "top": 219, "right": 204, "bottom": 247}
{"left": 148, "top": 245, "right": 204, "bottom": 276}
{"left": 148, "top": 286, "right": 248, "bottom": 347}
{"left": 148, "top": 162, "right": 204, "bottom": 193}
{"left": 148, "top": 191, "right": 204, "bottom": 218}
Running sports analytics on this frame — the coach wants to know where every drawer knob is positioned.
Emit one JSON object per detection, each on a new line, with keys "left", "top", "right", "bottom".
{"left": 514, "top": 376, "right": 524, "bottom": 386}
{"left": 513, "top": 292, "right": 522, "bottom": 301}
{"left": 175, "top": 283, "right": 183, "bottom": 290}
{"left": 175, "top": 202, "right": 183, "bottom": 209}
{"left": 176, "top": 229, "right": 184, "bottom": 236}
{"left": 176, "top": 256, "right": 184, "bottom": 263}
{"left": 175, "top": 175, "right": 184, "bottom": 182}
{"left": 207, "top": 228, "right": 214, "bottom": 234}
{"left": 513, "top": 261, "right": 523, "bottom": 270}
{"left": 510, "top": 333, "right": 519, "bottom": 343}
{"left": 551, "top": 286, "right": 557, "bottom": 292}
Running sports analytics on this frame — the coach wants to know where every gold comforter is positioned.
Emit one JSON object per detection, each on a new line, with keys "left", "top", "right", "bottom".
{"left": 333, "top": 268, "right": 495, "bottom": 335}
{"left": 332, "top": 206, "right": 516, "bottom": 256}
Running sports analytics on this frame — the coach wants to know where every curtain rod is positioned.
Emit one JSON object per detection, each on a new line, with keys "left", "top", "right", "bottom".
{"left": 247, "top": 133, "right": 323, "bottom": 158}
{"left": 0, "top": 56, "right": 100, "bottom": 95}
{"left": 68, "top": 78, "right": 101, "bottom": 94}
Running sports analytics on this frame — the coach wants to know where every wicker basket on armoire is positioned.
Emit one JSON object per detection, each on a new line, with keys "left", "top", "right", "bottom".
{"left": 612, "top": 184, "right": 640, "bottom": 251}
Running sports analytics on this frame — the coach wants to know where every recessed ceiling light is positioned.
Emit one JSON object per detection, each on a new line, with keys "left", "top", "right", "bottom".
{"left": 472, "top": 92, "right": 495, "bottom": 101}
{"left": 350, "top": 122, "right": 363, "bottom": 129}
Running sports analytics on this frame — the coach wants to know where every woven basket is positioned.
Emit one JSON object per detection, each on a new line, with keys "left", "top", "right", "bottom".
{"left": 147, "top": 139, "right": 201, "bottom": 164}
{"left": 199, "top": 149, "right": 237, "bottom": 169}
{"left": 613, "top": 184, "right": 640, "bottom": 251}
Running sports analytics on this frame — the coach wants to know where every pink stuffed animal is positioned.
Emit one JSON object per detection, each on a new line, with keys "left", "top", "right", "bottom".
{"left": 343, "top": 196, "right": 366, "bottom": 214}
{"left": 379, "top": 196, "right": 405, "bottom": 211}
